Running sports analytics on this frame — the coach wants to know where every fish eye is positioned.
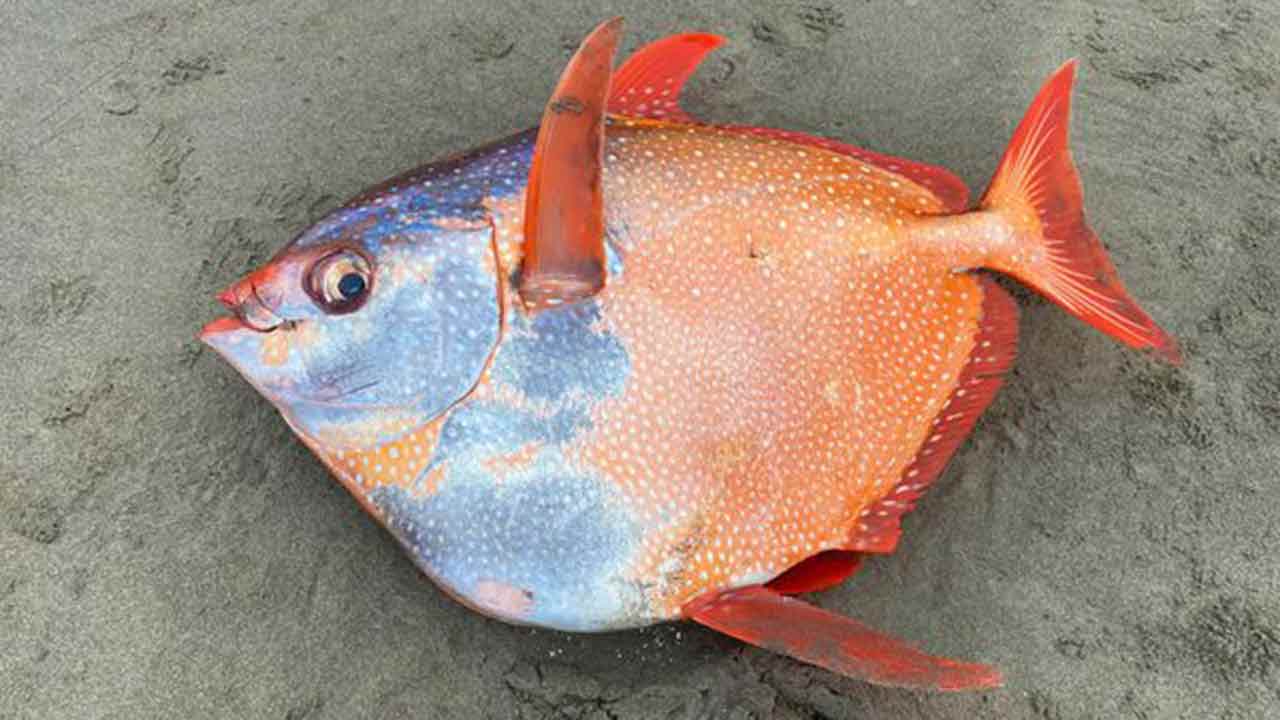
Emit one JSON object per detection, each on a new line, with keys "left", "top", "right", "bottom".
{"left": 306, "top": 249, "right": 373, "bottom": 314}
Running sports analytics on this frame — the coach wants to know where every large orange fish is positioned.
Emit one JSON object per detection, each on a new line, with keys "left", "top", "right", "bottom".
{"left": 201, "top": 20, "right": 1178, "bottom": 690}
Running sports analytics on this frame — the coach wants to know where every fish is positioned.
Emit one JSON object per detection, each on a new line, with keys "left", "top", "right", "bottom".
{"left": 200, "top": 19, "right": 1179, "bottom": 691}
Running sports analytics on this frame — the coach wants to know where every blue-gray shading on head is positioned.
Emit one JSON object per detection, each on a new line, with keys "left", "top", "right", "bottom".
{"left": 201, "top": 133, "right": 538, "bottom": 449}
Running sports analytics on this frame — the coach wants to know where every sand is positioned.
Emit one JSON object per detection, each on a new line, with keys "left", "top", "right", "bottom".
{"left": 2, "top": 1, "right": 1278, "bottom": 718}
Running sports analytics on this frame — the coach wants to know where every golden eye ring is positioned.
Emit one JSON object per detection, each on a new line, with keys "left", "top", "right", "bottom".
{"left": 306, "top": 248, "right": 373, "bottom": 314}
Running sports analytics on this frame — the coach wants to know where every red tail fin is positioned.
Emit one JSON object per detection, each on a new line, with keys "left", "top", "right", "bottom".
{"left": 980, "top": 61, "right": 1180, "bottom": 364}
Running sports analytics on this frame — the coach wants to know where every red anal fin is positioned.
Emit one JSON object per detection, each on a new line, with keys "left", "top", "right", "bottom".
{"left": 608, "top": 33, "right": 725, "bottom": 122}
{"left": 849, "top": 276, "right": 1019, "bottom": 554}
{"left": 766, "top": 550, "right": 863, "bottom": 595}
{"left": 723, "top": 126, "right": 971, "bottom": 213}
{"left": 685, "top": 586, "right": 1002, "bottom": 691}
{"left": 520, "top": 18, "right": 623, "bottom": 311}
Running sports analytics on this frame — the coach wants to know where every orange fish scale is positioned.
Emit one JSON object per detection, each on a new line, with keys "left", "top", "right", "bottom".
{"left": 313, "top": 417, "right": 446, "bottom": 498}
{"left": 550, "top": 120, "right": 988, "bottom": 614}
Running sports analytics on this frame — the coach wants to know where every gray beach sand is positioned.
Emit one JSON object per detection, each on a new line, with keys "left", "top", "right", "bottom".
{"left": 2, "top": 1, "right": 1278, "bottom": 717}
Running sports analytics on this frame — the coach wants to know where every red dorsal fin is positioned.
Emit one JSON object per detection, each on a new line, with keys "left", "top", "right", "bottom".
{"left": 608, "top": 33, "right": 725, "bottom": 122}
{"left": 766, "top": 550, "right": 863, "bottom": 595}
{"left": 724, "top": 126, "right": 971, "bottom": 213}
{"left": 849, "top": 276, "right": 1019, "bottom": 554}
{"left": 520, "top": 18, "right": 623, "bottom": 310}
{"left": 606, "top": 33, "right": 968, "bottom": 212}
{"left": 684, "top": 586, "right": 1002, "bottom": 691}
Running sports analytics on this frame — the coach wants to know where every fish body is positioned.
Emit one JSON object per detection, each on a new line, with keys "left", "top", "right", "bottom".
{"left": 202, "top": 24, "right": 1177, "bottom": 689}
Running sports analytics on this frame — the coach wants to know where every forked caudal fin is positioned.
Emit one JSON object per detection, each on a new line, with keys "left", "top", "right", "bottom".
{"left": 976, "top": 61, "right": 1181, "bottom": 364}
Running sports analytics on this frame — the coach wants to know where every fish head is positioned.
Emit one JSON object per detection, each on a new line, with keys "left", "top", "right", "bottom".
{"left": 200, "top": 210, "right": 503, "bottom": 450}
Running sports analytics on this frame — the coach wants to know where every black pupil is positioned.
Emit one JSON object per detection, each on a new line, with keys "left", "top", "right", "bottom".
{"left": 337, "top": 272, "right": 366, "bottom": 300}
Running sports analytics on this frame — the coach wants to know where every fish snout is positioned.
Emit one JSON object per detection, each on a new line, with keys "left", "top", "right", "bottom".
{"left": 202, "top": 272, "right": 290, "bottom": 340}
{"left": 216, "top": 286, "right": 239, "bottom": 311}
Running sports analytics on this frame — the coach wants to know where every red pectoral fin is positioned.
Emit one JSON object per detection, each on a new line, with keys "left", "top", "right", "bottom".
{"left": 520, "top": 18, "right": 622, "bottom": 310}
{"left": 684, "top": 586, "right": 1002, "bottom": 691}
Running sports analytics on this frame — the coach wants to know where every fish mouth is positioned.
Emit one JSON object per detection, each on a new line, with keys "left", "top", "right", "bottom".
{"left": 200, "top": 279, "right": 289, "bottom": 340}
{"left": 198, "top": 312, "right": 289, "bottom": 343}
{"left": 199, "top": 314, "right": 251, "bottom": 339}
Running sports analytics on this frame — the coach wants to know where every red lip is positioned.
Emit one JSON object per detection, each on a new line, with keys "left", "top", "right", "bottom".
{"left": 216, "top": 286, "right": 239, "bottom": 310}
{"left": 198, "top": 315, "right": 248, "bottom": 340}
{"left": 204, "top": 272, "right": 288, "bottom": 339}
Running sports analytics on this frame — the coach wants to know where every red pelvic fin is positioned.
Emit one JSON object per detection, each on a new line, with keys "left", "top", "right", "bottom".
{"left": 609, "top": 33, "right": 726, "bottom": 122}
{"left": 766, "top": 550, "right": 863, "bottom": 595}
{"left": 724, "top": 126, "right": 970, "bottom": 213}
{"left": 684, "top": 586, "right": 1002, "bottom": 691}
{"left": 849, "top": 277, "right": 1019, "bottom": 554}
{"left": 519, "top": 18, "right": 623, "bottom": 310}
{"left": 979, "top": 60, "right": 1180, "bottom": 364}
